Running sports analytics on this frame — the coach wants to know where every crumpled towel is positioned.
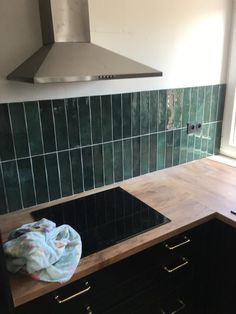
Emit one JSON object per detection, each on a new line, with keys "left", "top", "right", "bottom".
{"left": 3, "top": 218, "right": 82, "bottom": 283}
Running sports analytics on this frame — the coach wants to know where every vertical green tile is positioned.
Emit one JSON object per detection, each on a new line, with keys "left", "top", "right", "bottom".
{"left": 210, "top": 85, "right": 219, "bottom": 122}
{"left": 45, "top": 153, "right": 61, "bottom": 200}
{"left": 204, "top": 86, "right": 212, "bottom": 123}
{"left": 140, "top": 135, "right": 149, "bottom": 175}
{"left": 79, "top": 97, "right": 92, "bottom": 146}
{"left": 149, "top": 134, "right": 157, "bottom": 172}
{"left": 90, "top": 96, "right": 102, "bottom": 144}
{"left": 217, "top": 84, "right": 226, "bottom": 121}
{"left": 112, "top": 94, "right": 122, "bottom": 140}
{"left": 123, "top": 139, "right": 132, "bottom": 179}
{"left": 214, "top": 122, "right": 222, "bottom": 154}
{"left": 101, "top": 95, "right": 112, "bottom": 142}
{"left": 173, "top": 129, "right": 181, "bottom": 166}
{"left": 9, "top": 103, "right": 29, "bottom": 158}
{"left": 0, "top": 104, "right": 15, "bottom": 161}
{"left": 166, "top": 90, "right": 174, "bottom": 130}
{"left": 150, "top": 91, "right": 158, "bottom": 133}
{"left": 194, "top": 132, "right": 202, "bottom": 160}
{"left": 24, "top": 101, "right": 43, "bottom": 156}
{"left": 158, "top": 90, "right": 167, "bottom": 131}
{"left": 32, "top": 156, "right": 49, "bottom": 204}
{"left": 2, "top": 161, "right": 22, "bottom": 212}
{"left": 166, "top": 131, "right": 173, "bottom": 168}
{"left": 18, "top": 158, "right": 36, "bottom": 207}
{"left": 103, "top": 143, "right": 114, "bottom": 185}
{"left": 132, "top": 137, "right": 141, "bottom": 177}
{"left": 70, "top": 149, "right": 83, "bottom": 194}
{"left": 131, "top": 92, "right": 140, "bottom": 136}
{"left": 58, "top": 151, "right": 72, "bottom": 197}
{"left": 207, "top": 123, "right": 216, "bottom": 155}
{"left": 66, "top": 98, "right": 80, "bottom": 149}
{"left": 187, "top": 134, "right": 195, "bottom": 162}
{"left": 174, "top": 89, "right": 183, "bottom": 128}
{"left": 82, "top": 147, "right": 94, "bottom": 190}
{"left": 0, "top": 166, "right": 7, "bottom": 214}
{"left": 157, "top": 132, "right": 166, "bottom": 170}
{"left": 122, "top": 94, "right": 132, "bottom": 138}
{"left": 53, "top": 99, "right": 68, "bottom": 150}
{"left": 114, "top": 141, "right": 123, "bottom": 182}
{"left": 196, "top": 87, "right": 205, "bottom": 123}
{"left": 179, "top": 129, "right": 187, "bottom": 164}
{"left": 140, "top": 91, "right": 150, "bottom": 135}
{"left": 39, "top": 100, "right": 56, "bottom": 153}
{"left": 201, "top": 124, "right": 209, "bottom": 158}
{"left": 93, "top": 145, "right": 104, "bottom": 188}
{"left": 189, "top": 87, "right": 198, "bottom": 122}
{"left": 182, "top": 88, "right": 191, "bottom": 127}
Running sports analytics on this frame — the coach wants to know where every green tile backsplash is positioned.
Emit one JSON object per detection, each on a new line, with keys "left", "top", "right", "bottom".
{"left": 0, "top": 84, "right": 226, "bottom": 213}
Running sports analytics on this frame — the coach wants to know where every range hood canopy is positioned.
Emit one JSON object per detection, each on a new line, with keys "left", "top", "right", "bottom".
{"left": 7, "top": 0, "right": 162, "bottom": 84}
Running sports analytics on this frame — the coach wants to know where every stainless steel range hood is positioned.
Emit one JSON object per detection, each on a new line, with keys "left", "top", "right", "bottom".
{"left": 7, "top": 0, "right": 162, "bottom": 84}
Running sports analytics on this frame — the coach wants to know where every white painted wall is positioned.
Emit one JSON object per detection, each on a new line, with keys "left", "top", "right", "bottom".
{"left": 0, "top": 0, "right": 233, "bottom": 103}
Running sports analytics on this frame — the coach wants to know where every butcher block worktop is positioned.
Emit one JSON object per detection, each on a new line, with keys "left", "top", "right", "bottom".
{"left": 1, "top": 157, "right": 236, "bottom": 308}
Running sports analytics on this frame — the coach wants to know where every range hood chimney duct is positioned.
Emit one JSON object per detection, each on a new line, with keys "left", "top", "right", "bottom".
{"left": 7, "top": 0, "right": 162, "bottom": 84}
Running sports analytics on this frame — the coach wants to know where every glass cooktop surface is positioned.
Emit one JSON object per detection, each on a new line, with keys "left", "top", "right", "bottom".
{"left": 31, "top": 187, "right": 170, "bottom": 257}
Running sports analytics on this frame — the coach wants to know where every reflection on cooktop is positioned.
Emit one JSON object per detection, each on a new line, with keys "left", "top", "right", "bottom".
{"left": 31, "top": 187, "right": 170, "bottom": 257}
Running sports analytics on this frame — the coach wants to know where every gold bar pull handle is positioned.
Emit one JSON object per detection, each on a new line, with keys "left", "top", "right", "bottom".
{"left": 54, "top": 281, "right": 91, "bottom": 304}
{"left": 86, "top": 306, "right": 93, "bottom": 314}
{"left": 161, "top": 299, "right": 186, "bottom": 314}
{"left": 165, "top": 236, "right": 190, "bottom": 250}
{"left": 163, "top": 257, "right": 188, "bottom": 273}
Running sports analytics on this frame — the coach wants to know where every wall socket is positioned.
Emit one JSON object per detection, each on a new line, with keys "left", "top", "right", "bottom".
{"left": 187, "top": 122, "right": 202, "bottom": 134}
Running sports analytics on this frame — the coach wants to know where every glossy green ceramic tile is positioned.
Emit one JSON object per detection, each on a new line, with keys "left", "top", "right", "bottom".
{"left": 2, "top": 161, "right": 22, "bottom": 211}
{"left": 157, "top": 132, "right": 166, "bottom": 170}
{"left": 140, "top": 135, "right": 149, "bottom": 175}
{"left": 204, "top": 86, "right": 212, "bottom": 123}
{"left": 194, "top": 131, "right": 202, "bottom": 160}
{"left": 132, "top": 137, "right": 141, "bottom": 177}
{"left": 140, "top": 91, "right": 150, "bottom": 135}
{"left": 182, "top": 88, "right": 191, "bottom": 128}
{"left": 214, "top": 122, "right": 222, "bottom": 155}
{"left": 101, "top": 95, "right": 112, "bottom": 142}
{"left": 45, "top": 153, "right": 61, "bottom": 200}
{"left": 93, "top": 145, "right": 104, "bottom": 188}
{"left": 196, "top": 86, "right": 205, "bottom": 123}
{"left": 39, "top": 100, "right": 56, "bottom": 153}
{"left": 179, "top": 129, "right": 187, "bottom": 164}
{"left": 122, "top": 94, "right": 132, "bottom": 138}
{"left": 166, "top": 90, "right": 174, "bottom": 130}
{"left": 166, "top": 131, "right": 173, "bottom": 168}
{"left": 0, "top": 168, "right": 7, "bottom": 214}
{"left": 18, "top": 158, "right": 36, "bottom": 207}
{"left": 189, "top": 87, "right": 198, "bottom": 122}
{"left": 53, "top": 99, "right": 69, "bottom": 150}
{"left": 173, "top": 129, "right": 181, "bottom": 166}
{"left": 9, "top": 103, "right": 29, "bottom": 158}
{"left": 174, "top": 89, "right": 184, "bottom": 128}
{"left": 112, "top": 94, "right": 122, "bottom": 140}
{"left": 149, "top": 134, "right": 157, "bottom": 172}
{"left": 65, "top": 98, "right": 80, "bottom": 149}
{"left": 58, "top": 151, "right": 72, "bottom": 197}
{"left": 207, "top": 123, "right": 216, "bottom": 155}
{"left": 90, "top": 96, "right": 102, "bottom": 144}
{"left": 103, "top": 143, "right": 114, "bottom": 185}
{"left": 0, "top": 104, "right": 15, "bottom": 161}
{"left": 82, "top": 147, "right": 94, "bottom": 190}
{"left": 149, "top": 91, "right": 158, "bottom": 133}
{"left": 131, "top": 92, "right": 140, "bottom": 136}
{"left": 158, "top": 90, "right": 167, "bottom": 131}
{"left": 201, "top": 124, "right": 209, "bottom": 157}
{"left": 32, "top": 156, "right": 49, "bottom": 204}
{"left": 78, "top": 97, "right": 92, "bottom": 146}
{"left": 70, "top": 149, "right": 83, "bottom": 193}
{"left": 24, "top": 101, "right": 43, "bottom": 155}
{"left": 210, "top": 85, "right": 219, "bottom": 122}
{"left": 217, "top": 85, "right": 226, "bottom": 121}
{"left": 123, "top": 139, "right": 132, "bottom": 179}
{"left": 114, "top": 141, "right": 123, "bottom": 182}
{"left": 187, "top": 134, "right": 195, "bottom": 162}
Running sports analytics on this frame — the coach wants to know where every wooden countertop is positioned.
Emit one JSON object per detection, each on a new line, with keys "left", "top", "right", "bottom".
{"left": 1, "top": 158, "right": 236, "bottom": 307}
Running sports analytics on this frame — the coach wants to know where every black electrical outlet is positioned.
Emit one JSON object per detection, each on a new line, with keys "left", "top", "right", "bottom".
{"left": 196, "top": 122, "right": 202, "bottom": 132}
{"left": 187, "top": 123, "right": 196, "bottom": 134}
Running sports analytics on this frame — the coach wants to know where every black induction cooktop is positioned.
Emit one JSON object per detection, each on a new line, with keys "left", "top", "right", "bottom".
{"left": 31, "top": 187, "right": 170, "bottom": 257}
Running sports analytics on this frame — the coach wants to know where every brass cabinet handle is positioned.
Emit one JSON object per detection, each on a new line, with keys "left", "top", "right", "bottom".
{"left": 165, "top": 236, "right": 190, "bottom": 250}
{"left": 163, "top": 257, "right": 188, "bottom": 273}
{"left": 86, "top": 306, "right": 93, "bottom": 314}
{"left": 161, "top": 299, "right": 186, "bottom": 314}
{"left": 54, "top": 281, "right": 91, "bottom": 304}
